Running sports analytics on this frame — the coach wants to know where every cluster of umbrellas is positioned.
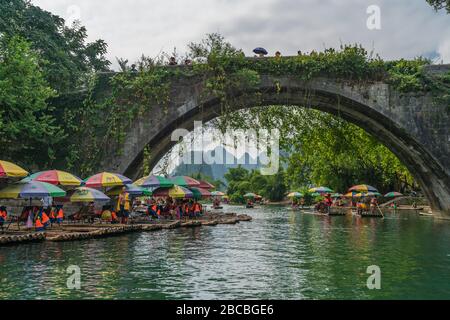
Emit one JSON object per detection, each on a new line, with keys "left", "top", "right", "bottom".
{"left": 0, "top": 160, "right": 222, "bottom": 204}
{"left": 287, "top": 184, "right": 404, "bottom": 199}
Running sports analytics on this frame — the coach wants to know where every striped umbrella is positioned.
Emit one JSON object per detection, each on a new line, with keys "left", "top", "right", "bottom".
{"left": 85, "top": 172, "right": 132, "bottom": 188}
{"left": 211, "top": 191, "right": 225, "bottom": 197}
{"left": 63, "top": 187, "right": 110, "bottom": 203}
{"left": 384, "top": 192, "right": 403, "bottom": 198}
{"left": 308, "top": 187, "right": 334, "bottom": 194}
{"left": 190, "top": 187, "right": 211, "bottom": 200}
{"left": 198, "top": 180, "right": 215, "bottom": 190}
{"left": 153, "top": 186, "right": 194, "bottom": 199}
{"left": 0, "top": 181, "right": 66, "bottom": 199}
{"left": 0, "top": 160, "right": 28, "bottom": 178}
{"left": 22, "top": 170, "right": 82, "bottom": 186}
{"left": 348, "top": 184, "right": 378, "bottom": 193}
{"left": 106, "top": 184, "right": 152, "bottom": 196}
{"left": 170, "top": 176, "right": 201, "bottom": 188}
{"left": 287, "top": 192, "right": 303, "bottom": 198}
{"left": 244, "top": 193, "right": 257, "bottom": 198}
{"left": 331, "top": 193, "right": 344, "bottom": 198}
{"left": 134, "top": 175, "right": 174, "bottom": 188}
{"left": 354, "top": 192, "right": 381, "bottom": 198}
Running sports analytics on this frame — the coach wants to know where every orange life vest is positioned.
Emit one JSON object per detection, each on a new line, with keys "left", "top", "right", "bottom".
{"left": 35, "top": 218, "right": 44, "bottom": 228}
{"left": 0, "top": 210, "right": 7, "bottom": 218}
{"left": 194, "top": 203, "right": 201, "bottom": 212}
{"left": 49, "top": 210, "right": 56, "bottom": 219}
{"left": 111, "top": 211, "right": 118, "bottom": 221}
{"left": 57, "top": 209, "right": 64, "bottom": 219}
{"left": 41, "top": 212, "right": 50, "bottom": 224}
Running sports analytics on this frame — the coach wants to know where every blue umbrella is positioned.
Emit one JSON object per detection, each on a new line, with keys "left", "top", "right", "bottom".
{"left": 253, "top": 47, "right": 268, "bottom": 55}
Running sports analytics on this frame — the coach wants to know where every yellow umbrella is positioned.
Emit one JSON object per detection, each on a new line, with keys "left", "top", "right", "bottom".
{"left": 0, "top": 160, "right": 29, "bottom": 178}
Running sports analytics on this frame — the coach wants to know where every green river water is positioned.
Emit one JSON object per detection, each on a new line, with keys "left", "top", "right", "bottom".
{"left": 1, "top": 205, "right": 450, "bottom": 300}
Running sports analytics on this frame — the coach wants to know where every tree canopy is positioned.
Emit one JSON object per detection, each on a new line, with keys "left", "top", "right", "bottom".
{"left": 0, "top": 35, "right": 62, "bottom": 168}
{"left": 0, "top": 0, "right": 110, "bottom": 93}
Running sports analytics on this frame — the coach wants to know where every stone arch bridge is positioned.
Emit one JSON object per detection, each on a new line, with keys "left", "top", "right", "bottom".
{"left": 93, "top": 64, "right": 450, "bottom": 216}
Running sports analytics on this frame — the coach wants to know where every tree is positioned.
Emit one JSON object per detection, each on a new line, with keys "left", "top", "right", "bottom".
{"left": 0, "top": 0, "right": 110, "bottom": 93}
{"left": 0, "top": 36, "right": 61, "bottom": 168}
{"left": 427, "top": 0, "right": 450, "bottom": 13}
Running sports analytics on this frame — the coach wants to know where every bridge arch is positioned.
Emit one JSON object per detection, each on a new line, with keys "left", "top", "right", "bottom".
{"left": 100, "top": 74, "right": 450, "bottom": 216}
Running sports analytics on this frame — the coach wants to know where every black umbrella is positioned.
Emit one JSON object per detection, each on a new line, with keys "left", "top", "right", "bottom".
{"left": 253, "top": 47, "right": 268, "bottom": 55}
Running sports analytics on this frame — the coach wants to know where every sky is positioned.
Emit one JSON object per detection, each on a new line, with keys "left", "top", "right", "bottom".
{"left": 32, "top": 0, "right": 450, "bottom": 68}
{"left": 30, "top": 0, "right": 450, "bottom": 172}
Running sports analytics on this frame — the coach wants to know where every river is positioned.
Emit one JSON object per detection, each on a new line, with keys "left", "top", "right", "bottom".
{"left": 1, "top": 205, "right": 450, "bottom": 299}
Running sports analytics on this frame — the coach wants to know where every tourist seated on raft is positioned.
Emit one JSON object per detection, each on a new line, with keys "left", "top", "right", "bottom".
{"left": 370, "top": 197, "right": 378, "bottom": 213}
{"left": 0, "top": 206, "right": 8, "bottom": 232}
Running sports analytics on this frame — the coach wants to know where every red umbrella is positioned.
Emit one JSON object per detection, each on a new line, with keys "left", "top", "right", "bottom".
{"left": 198, "top": 180, "right": 215, "bottom": 190}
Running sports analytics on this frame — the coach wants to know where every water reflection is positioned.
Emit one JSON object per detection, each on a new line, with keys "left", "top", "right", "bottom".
{"left": 1, "top": 205, "right": 450, "bottom": 299}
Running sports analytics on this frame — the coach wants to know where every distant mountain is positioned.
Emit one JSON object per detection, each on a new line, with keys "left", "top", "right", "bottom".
{"left": 172, "top": 146, "right": 261, "bottom": 183}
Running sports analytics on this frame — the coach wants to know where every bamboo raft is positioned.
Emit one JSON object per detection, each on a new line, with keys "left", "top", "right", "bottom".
{"left": 0, "top": 213, "right": 253, "bottom": 246}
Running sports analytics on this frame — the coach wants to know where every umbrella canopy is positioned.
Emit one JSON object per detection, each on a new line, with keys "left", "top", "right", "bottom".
{"left": 22, "top": 170, "right": 82, "bottom": 186}
{"left": 0, "top": 181, "right": 66, "bottom": 199}
{"left": 244, "top": 193, "right": 257, "bottom": 198}
{"left": 153, "top": 186, "right": 194, "bottom": 199}
{"left": 310, "top": 192, "right": 321, "bottom": 197}
{"left": 331, "top": 193, "right": 344, "bottom": 198}
{"left": 354, "top": 192, "right": 381, "bottom": 198}
{"left": 211, "top": 191, "right": 225, "bottom": 197}
{"left": 190, "top": 187, "right": 211, "bottom": 200}
{"left": 348, "top": 184, "right": 378, "bottom": 193}
{"left": 64, "top": 187, "right": 110, "bottom": 203}
{"left": 287, "top": 192, "right": 303, "bottom": 198}
{"left": 384, "top": 192, "right": 403, "bottom": 198}
{"left": 85, "top": 172, "right": 132, "bottom": 188}
{"left": 308, "top": 187, "right": 334, "bottom": 194}
{"left": 106, "top": 184, "right": 152, "bottom": 197}
{"left": 344, "top": 191, "right": 357, "bottom": 198}
{"left": 170, "top": 176, "right": 201, "bottom": 188}
{"left": 253, "top": 47, "right": 268, "bottom": 55}
{"left": 134, "top": 175, "right": 174, "bottom": 188}
{"left": 0, "top": 160, "right": 29, "bottom": 178}
{"left": 198, "top": 180, "right": 215, "bottom": 190}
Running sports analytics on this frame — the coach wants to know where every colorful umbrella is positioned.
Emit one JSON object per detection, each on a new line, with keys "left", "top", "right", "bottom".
{"left": 134, "top": 175, "right": 174, "bottom": 188}
{"left": 198, "top": 180, "right": 215, "bottom": 190}
{"left": 153, "top": 186, "right": 194, "bottom": 199}
{"left": 170, "top": 176, "right": 201, "bottom": 188}
{"left": 384, "top": 192, "right": 403, "bottom": 198}
{"left": 331, "top": 193, "right": 344, "bottom": 198}
{"left": 354, "top": 192, "right": 381, "bottom": 198}
{"left": 348, "top": 184, "right": 378, "bottom": 193}
{"left": 0, "top": 160, "right": 29, "bottom": 178}
{"left": 190, "top": 187, "right": 211, "bottom": 200}
{"left": 287, "top": 192, "right": 303, "bottom": 198}
{"left": 211, "top": 191, "right": 225, "bottom": 197}
{"left": 310, "top": 192, "right": 321, "bottom": 197}
{"left": 308, "top": 187, "right": 334, "bottom": 194}
{"left": 244, "top": 193, "right": 257, "bottom": 198}
{"left": 22, "top": 170, "right": 82, "bottom": 186}
{"left": 0, "top": 181, "right": 66, "bottom": 199}
{"left": 106, "top": 184, "right": 152, "bottom": 196}
{"left": 63, "top": 187, "right": 110, "bottom": 203}
{"left": 344, "top": 192, "right": 357, "bottom": 198}
{"left": 85, "top": 172, "right": 132, "bottom": 188}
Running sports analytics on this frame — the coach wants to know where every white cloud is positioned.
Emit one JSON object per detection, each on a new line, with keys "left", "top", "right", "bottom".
{"left": 31, "top": 0, "right": 450, "bottom": 69}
